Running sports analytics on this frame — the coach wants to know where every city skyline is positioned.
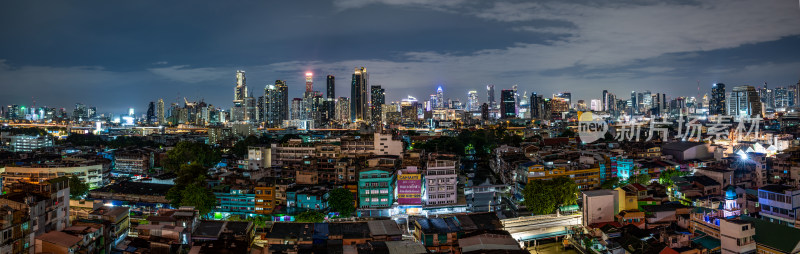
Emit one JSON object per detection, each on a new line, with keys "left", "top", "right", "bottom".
{"left": 1, "top": 0, "right": 800, "bottom": 113}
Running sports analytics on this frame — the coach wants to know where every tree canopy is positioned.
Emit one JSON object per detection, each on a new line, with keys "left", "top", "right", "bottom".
{"left": 68, "top": 175, "right": 90, "bottom": 199}
{"left": 658, "top": 170, "right": 688, "bottom": 186}
{"left": 295, "top": 210, "right": 326, "bottom": 223}
{"left": 179, "top": 182, "right": 217, "bottom": 216}
{"left": 629, "top": 173, "right": 652, "bottom": 185}
{"left": 166, "top": 163, "right": 215, "bottom": 214}
{"left": 328, "top": 188, "right": 355, "bottom": 217}
{"left": 522, "top": 176, "right": 579, "bottom": 215}
{"left": 162, "top": 141, "right": 221, "bottom": 172}
{"left": 600, "top": 177, "right": 620, "bottom": 189}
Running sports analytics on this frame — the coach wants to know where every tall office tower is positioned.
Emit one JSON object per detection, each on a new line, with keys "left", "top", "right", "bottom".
{"left": 264, "top": 80, "right": 289, "bottom": 127}
{"left": 291, "top": 98, "right": 303, "bottom": 120}
{"left": 370, "top": 85, "right": 385, "bottom": 123}
{"left": 326, "top": 75, "right": 335, "bottom": 99}
{"left": 146, "top": 102, "right": 156, "bottom": 124}
{"left": 305, "top": 72, "right": 313, "bottom": 93}
{"left": 758, "top": 83, "right": 774, "bottom": 110}
{"left": 73, "top": 103, "right": 87, "bottom": 121}
{"left": 590, "top": 99, "right": 602, "bottom": 111}
{"left": 428, "top": 94, "right": 437, "bottom": 111}
{"left": 324, "top": 75, "right": 336, "bottom": 124}
{"left": 156, "top": 99, "right": 165, "bottom": 125}
{"left": 530, "top": 92, "right": 540, "bottom": 118}
{"left": 630, "top": 91, "right": 638, "bottom": 114}
{"left": 555, "top": 92, "right": 572, "bottom": 108}
{"left": 467, "top": 90, "right": 479, "bottom": 111}
{"left": 602, "top": 90, "right": 609, "bottom": 111}
{"left": 500, "top": 89, "right": 516, "bottom": 119}
{"left": 435, "top": 86, "right": 444, "bottom": 109}
{"left": 487, "top": 85, "right": 495, "bottom": 109}
{"left": 519, "top": 92, "right": 530, "bottom": 118}
{"left": 234, "top": 70, "right": 247, "bottom": 106}
{"left": 773, "top": 87, "right": 790, "bottom": 109}
{"left": 244, "top": 96, "right": 257, "bottom": 122}
{"left": 256, "top": 96, "right": 264, "bottom": 123}
{"left": 795, "top": 80, "right": 800, "bottom": 106}
{"left": 88, "top": 107, "right": 97, "bottom": 119}
{"left": 702, "top": 94, "right": 709, "bottom": 109}
{"left": 275, "top": 80, "right": 289, "bottom": 123}
{"left": 350, "top": 67, "right": 368, "bottom": 122}
{"left": 335, "top": 97, "right": 350, "bottom": 123}
{"left": 710, "top": 83, "right": 726, "bottom": 115}
{"left": 512, "top": 84, "right": 519, "bottom": 110}
{"left": 727, "top": 85, "right": 762, "bottom": 117}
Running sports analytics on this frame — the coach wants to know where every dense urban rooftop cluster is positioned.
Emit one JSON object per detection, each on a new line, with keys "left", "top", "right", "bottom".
{"left": 0, "top": 72, "right": 800, "bottom": 254}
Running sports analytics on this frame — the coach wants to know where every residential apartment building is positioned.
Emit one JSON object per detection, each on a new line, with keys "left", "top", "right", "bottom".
{"left": 757, "top": 185, "right": 800, "bottom": 227}
{"left": 1, "top": 157, "right": 109, "bottom": 189}
{"left": 358, "top": 168, "right": 395, "bottom": 208}
{"left": 424, "top": 155, "right": 458, "bottom": 206}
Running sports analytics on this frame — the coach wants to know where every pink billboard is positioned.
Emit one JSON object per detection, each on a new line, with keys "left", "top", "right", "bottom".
{"left": 397, "top": 173, "right": 421, "bottom": 205}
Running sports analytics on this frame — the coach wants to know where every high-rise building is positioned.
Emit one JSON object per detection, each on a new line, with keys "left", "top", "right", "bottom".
{"left": 530, "top": 92, "right": 541, "bottom": 118}
{"left": 335, "top": 97, "right": 350, "bottom": 123}
{"left": 630, "top": 91, "right": 638, "bottom": 114}
{"left": 350, "top": 67, "right": 368, "bottom": 122}
{"left": 156, "top": 98, "right": 165, "bottom": 125}
{"left": 555, "top": 92, "right": 571, "bottom": 109}
{"left": 500, "top": 89, "right": 516, "bottom": 119}
{"left": 234, "top": 70, "right": 247, "bottom": 105}
{"left": 710, "top": 83, "right": 726, "bottom": 115}
{"left": 773, "top": 86, "right": 791, "bottom": 109}
{"left": 324, "top": 75, "right": 336, "bottom": 125}
{"left": 487, "top": 85, "right": 495, "bottom": 109}
{"left": 590, "top": 99, "right": 602, "bottom": 111}
{"left": 291, "top": 98, "right": 303, "bottom": 120}
{"left": 146, "top": 101, "right": 155, "bottom": 124}
{"left": 264, "top": 80, "right": 289, "bottom": 127}
{"left": 602, "top": 90, "right": 608, "bottom": 111}
{"left": 305, "top": 72, "right": 313, "bottom": 93}
{"left": 795, "top": 80, "right": 800, "bottom": 106}
{"left": 436, "top": 86, "right": 444, "bottom": 109}
{"left": 370, "top": 85, "right": 385, "bottom": 123}
{"left": 727, "top": 85, "right": 762, "bottom": 117}
{"left": 467, "top": 90, "right": 479, "bottom": 112}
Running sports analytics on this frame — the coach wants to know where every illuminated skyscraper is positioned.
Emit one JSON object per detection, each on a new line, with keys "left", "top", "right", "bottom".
{"left": 335, "top": 97, "right": 350, "bottom": 123}
{"left": 156, "top": 98, "right": 165, "bottom": 125}
{"left": 291, "top": 98, "right": 303, "bottom": 120}
{"left": 264, "top": 80, "right": 289, "bottom": 127}
{"left": 500, "top": 89, "right": 515, "bottom": 119}
{"left": 350, "top": 67, "right": 368, "bottom": 122}
{"left": 234, "top": 70, "right": 247, "bottom": 105}
{"left": 305, "top": 72, "right": 313, "bottom": 93}
{"left": 323, "top": 75, "right": 336, "bottom": 125}
{"left": 487, "top": 85, "right": 495, "bottom": 109}
{"left": 467, "top": 90, "right": 479, "bottom": 112}
{"left": 370, "top": 85, "right": 385, "bottom": 123}
{"left": 727, "top": 85, "right": 762, "bottom": 117}
{"left": 710, "top": 83, "right": 726, "bottom": 115}
{"left": 436, "top": 86, "right": 444, "bottom": 109}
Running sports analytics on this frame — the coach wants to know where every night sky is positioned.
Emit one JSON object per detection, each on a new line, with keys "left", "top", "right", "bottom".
{"left": 1, "top": 0, "right": 799, "bottom": 114}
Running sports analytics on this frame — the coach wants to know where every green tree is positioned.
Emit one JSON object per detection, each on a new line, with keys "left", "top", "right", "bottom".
{"left": 600, "top": 177, "right": 620, "bottom": 189}
{"left": 162, "top": 141, "right": 221, "bottom": 172}
{"left": 550, "top": 176, "right": 579, "bottom": 206}
{"left": 295, "top": 210, "right": 326, "bottom": 223}
{"left": 68, "top": 175, "right": 90, "bottom": 199}
{"left": 630, "top": 173, "right": 652, "bottom": 185}
{"left": 523, "top": 180, "right": 558, "bottom": 215}
{"left": 328, "top": 188, "right": 355, "bottom": 217}
{"left": 179, "top": 182, "right": 217, "bottom": 217}
{"left": 658, "top": 170, "right": 687, "bottom": 186}
{"left": 167, "top": 164, "right": 210, "bottom": 207}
